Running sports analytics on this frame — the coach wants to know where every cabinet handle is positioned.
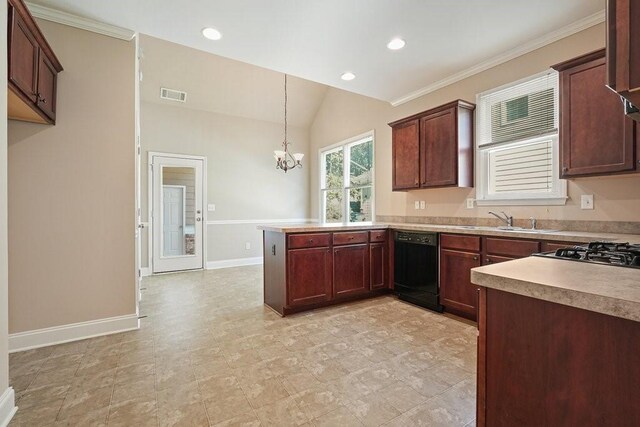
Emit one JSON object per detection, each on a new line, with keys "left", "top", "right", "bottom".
{"left": 486, "top": 258, "right": 491, "bottom": 263}
{"left": 36, "top": 93, "right": 47, "bottom": 104}
{"left": 348, "top": 237, "right": 354, "bottom": 240}
{"left": 562, "top": 167, "right": 568, "bottom": 173}
{"left": 308, "top": 239, "right": 314, "bottom": 243}
{"left": 473, "top": 256, "right": 479, "bottom": 260}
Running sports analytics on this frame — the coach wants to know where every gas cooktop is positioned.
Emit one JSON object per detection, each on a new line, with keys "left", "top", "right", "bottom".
{"left": 534, "top": 242, "right": 640, "bottom": 269}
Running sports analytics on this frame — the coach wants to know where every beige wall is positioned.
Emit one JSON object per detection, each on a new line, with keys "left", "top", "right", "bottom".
{"left": 7, "top": 20, "right": 136, "bottom": 333}
{"left": 1, "top": 0, "right": 9, "bottom": 395}
{"left": 141, "top": 102, "right": 310, "bottom": 264}
{"left": 310, "top": 23, "right": 640, "bottom": 223}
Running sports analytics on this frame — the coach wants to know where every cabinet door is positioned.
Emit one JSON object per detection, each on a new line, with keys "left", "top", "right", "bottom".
{"left": 333, "top": 244, "right": 369, "bottom": 298}
{"left": 392, "top": 120, "right": 420, "bottom": 190}
{"left": 370, "top": 242, "right": 387, "bottom": 289}
{"left": 287, "top": 248, "right": 332, "bottom": 307}
{"left": 36, "top": 54, "right": 57, "bottom": 121}
{"left": 560, "top": 57, "right": 636, "bottom": 177}
{"left": 440, "top": 249, "right": 481, "bottom": 320}
{"left": 8, "top": 7, "right": 39, "bottom": 103}
{"left": 607, "top": 0, "right": 640, "bottom": 106}
{"left": 421, "top": 108, "right": 457, "bottom": 187}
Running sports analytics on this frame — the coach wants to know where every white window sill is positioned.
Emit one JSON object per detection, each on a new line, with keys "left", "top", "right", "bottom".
{"left": 476, "top": 197, "right": 568, "bottom": 207}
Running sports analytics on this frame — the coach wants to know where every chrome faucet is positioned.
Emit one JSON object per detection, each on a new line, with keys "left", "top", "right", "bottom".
{"left": 488, "top": 211, "right": 513, "bottom": 228}
{"left": 530, "top": 217, "right": 537, "bottom": 230}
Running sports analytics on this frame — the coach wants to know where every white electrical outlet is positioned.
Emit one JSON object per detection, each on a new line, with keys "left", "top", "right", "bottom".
{"left": 581, "top": 194, "right": 594, "bottom": 210}
{"left": 414, "top": 201, "right": 420, "bottom": 210}
{"left": 245, "top": 242, "right": 251, "bottom": 250}
{"left": 208, "top": 204, "right": 216, "bottom": 212}
{"left": 466, "top": 198, "right": 475, "bottom": 209}
{"left": 420, "top": 201, "right": 426, "bottom": 210}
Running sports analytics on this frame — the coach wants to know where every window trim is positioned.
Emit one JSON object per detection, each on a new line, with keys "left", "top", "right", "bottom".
{"left": 319, "top": 130, "right": 375, "bottom": 224}
{"left": 475, "top": 71, "right": 567, "bottom": 206}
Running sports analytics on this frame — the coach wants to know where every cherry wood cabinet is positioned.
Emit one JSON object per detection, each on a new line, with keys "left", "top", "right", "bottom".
{"left": 333, "top": 244, "right": 370, "bottom": 298}
{"left": 389, "top": 100, "right": 475, "bottom": 191}
{"left": 606, "top": 0, "right": 640, "bottom": 108}
{"left": 477, "top": 287, "right": 640, "bottom": 426}
{"left": 7, "top": 0, "right": 63, "bottom": 124}
{"left": 391, "top": 120, "right": 420, "bottom": 190}
{"left": 440, "top": 248, "right": 481, "bottom": 319}
{"left": 263, "top": 228, "right": 390, "bottom": 315}
{"left": 553, "top": 49, "right": 638, "bottom": 178}
{"left": 440, "top": 234, "right": 585, "bottom": 321}
{"left": 287, "top": 247, "right": 333, "bottom": 307}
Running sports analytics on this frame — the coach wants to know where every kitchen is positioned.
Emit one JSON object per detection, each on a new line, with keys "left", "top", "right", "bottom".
{"left": 2, "top": 0, "right": 640, "bottom": 426}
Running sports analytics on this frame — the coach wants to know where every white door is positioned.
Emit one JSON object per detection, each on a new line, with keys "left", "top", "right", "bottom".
{"left": 152, "top": 155, "right": 204, "bottom": 273}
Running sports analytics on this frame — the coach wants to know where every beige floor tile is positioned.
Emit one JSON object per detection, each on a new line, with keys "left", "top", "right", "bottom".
{"left": 211, "top": 411, "right": 261, "bottom": 427}
{"left": 115, "top": 361, "right": 156, "bottom": 384}
{"left": 108, "top": 396, "right": 157, "bottom": 423}
{"left": 198, "top": 374, "right": 241, "bottom": 400}
{"left": 53, "top": 407, "right": 109, "bottom": 426}
{"left": 312, "top": 405, "right": 364, "bottom": 427}
{"left": 18, "top": 383, "right": 71, "bottom": 409}
{"left": 158, "top": 402, "right": 209, "bottom": 427}
{"left": 280, "top": 369, "right": 323, "bottom": 395}
{"left": 8, "top": 397, "right": 65, "bottom": 426}
{"left": 342, "top": 393, "right": 402, "bottom": 427}
{"left": 157, "top": 380, "right": 202, "bottom": 410}
{"left": 254, "top": 395, "right": 309, "bottom": 426}
{"left": 28, "top": 366, "right": 78, "bottom": 388}
{"left": 240, "top": 376, "right": 290, "bottom": 409}
{"left": 69, "top": 367, "right": 117, "bottom": 393}
{"left": 156, "top": 364, "right": 196, "bottom": 391}
{"left": 111, "top": 375, "right": 156, "bottom": 404}
{"left": 291, "top": 386, "right": 342, "bottom": 419}
{"left": 57, "top": 384, "right": 113, "bottom": 420}
{"left": 203, "top": 387, "right": 253, "bottom": 424}
{"left": 379, "top": 381, "right": 427, "bottom": 413}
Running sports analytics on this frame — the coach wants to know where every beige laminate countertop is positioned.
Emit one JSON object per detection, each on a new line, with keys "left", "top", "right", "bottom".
{"left": 257, "top": 222, "right": 640, "bottom": 243}
{"left": 471, "top": 256, "right": 640, "bottom": 322}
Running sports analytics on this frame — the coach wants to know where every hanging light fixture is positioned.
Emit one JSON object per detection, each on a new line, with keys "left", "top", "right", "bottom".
{"left": 274, "top": 74, "right": 303, "bottom": 172}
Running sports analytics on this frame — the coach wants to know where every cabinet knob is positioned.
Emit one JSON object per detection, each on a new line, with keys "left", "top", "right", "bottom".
{"left": 349, "top": 237, "right": 354, "bottom": 240}
{"left": 473, "top": 256, "right": 479, "bottom": 260}
{"left": 308, "top": 239, "right": 314, "bottom": 243}
{"left": 486, "top": 258, "right": 491, "bottom": 263}
{"left": 562, "top": 166, "right": 568, "bottom": 172}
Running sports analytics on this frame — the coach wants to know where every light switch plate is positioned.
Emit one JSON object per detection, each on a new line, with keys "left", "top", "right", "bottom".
{"left": 420, "top": 201, "right": 426, "bottom": 209}
{"left": 581, "top": 194, "right": 594, "bottom": 210}
{"left": 245, "top": 242, "right": 251, "bottom": 250}
{"left": 466, "top": 198, "right": 475, "bottom": 209}
{"left": 208, "top": 204, "right": 216, "bottom": 212}
{"left": 414, "top": 201, "right": 420, "bottom": 210}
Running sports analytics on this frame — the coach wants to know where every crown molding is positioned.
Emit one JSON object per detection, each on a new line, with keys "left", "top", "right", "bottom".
{"left": 26, "top": 2, "right": 135, "bottom": 41}
{"left": 390, "top": 10, "right": 606, "bottom": 107}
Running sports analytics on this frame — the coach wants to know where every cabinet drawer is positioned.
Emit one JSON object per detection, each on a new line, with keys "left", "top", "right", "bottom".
{"left": 541, "top": 241, "right": 584, "bottom": 253}
{"left": 288, "top": 233, "right": 331, "bottom": 249}
{"left": 369, "top": 230, "right": 388, "bottom": 243}
{"left": 485, "top": 238, "right": 540, "bottom": 258}
{"left": 484, "top": 255, "right": 516, "bottom": 265}
{"left": 333, "top": 231, "right": 369, "bottom": 246}
{"left": 441, "top": 234, "right": 481, "bottom": 252}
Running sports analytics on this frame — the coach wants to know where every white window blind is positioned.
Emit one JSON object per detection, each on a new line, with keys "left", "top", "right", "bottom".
{"left": 476, "top": 71, "right": 566, "bottom": 205}
{"left": 477, "top": 71, "right": 558, "bottom": 147}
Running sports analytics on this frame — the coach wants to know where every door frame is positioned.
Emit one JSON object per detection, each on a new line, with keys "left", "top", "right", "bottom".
{"left": 148, "top": 151, "right": 208, "bottom": 274}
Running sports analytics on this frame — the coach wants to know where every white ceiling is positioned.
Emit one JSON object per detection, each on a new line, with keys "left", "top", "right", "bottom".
{"left": 29, "top": 0, "right": 605, "bottom": 105}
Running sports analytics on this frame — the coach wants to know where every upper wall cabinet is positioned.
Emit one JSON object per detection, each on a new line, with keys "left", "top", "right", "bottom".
{"left": 553, "top": 49, "right": 638, "bottom": 178}
{"left": 606, "top": 0, "right": 640, "bottom": 115}
{"left": 389, "top": 100, "right": 475, "bottom": 191}
{"left": 7, "top": 0, "right": 63, "bottom": 125}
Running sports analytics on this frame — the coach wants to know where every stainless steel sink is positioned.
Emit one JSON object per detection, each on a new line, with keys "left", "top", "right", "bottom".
{"left": 458, "top": 225, "right": 559, "bottom": 233}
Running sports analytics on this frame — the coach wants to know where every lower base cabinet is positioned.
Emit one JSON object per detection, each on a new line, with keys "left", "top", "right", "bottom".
{"left": 334, "top": 244, "right": 370, "bottom": 298}
{"left": 440, "top": 249, "right": 481, "bottom": 319}
{"left": 263, "top": 229, "right": 389, "bottom": 315}
{"left": 287, "top": 247, "right": 333, "bottom": 306}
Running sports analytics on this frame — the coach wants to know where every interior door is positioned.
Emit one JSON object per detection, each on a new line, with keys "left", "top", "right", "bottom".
{"left": 152, "top": 155, "right": 204, "bottom": 273}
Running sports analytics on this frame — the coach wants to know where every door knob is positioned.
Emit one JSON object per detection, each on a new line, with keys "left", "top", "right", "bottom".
{"left": 196, "top": 210, "right": 201, "bottom": 214}
{"left": 196, "top": 218, "right": 201, "bottom": 222}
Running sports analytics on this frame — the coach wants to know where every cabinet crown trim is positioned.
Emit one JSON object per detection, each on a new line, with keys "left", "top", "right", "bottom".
{"left": 388, "top": 99, "right": 475, "bottom": 127}
{"left": 551, "top": 48, "right": 606, "bottom": 72}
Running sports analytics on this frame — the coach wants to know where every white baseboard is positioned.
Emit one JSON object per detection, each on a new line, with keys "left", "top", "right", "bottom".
{"left": 9, "top": 314, "right": 140, "bottom": 353}
{"left": 0, "top": 388, "right": 17, "bottom": 427}
{"left": 206, "top": 256, "right": 263, "bottom": 270}
{"left": 140, "top": 267, "right": 151, "bottom": 277}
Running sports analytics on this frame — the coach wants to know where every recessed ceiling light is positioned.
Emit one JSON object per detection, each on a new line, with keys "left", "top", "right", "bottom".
{"left": 341, "top": 72, "right": 356, "bottom": 81}
{"left": 202, "top": 27, "right": 222, "bottom": 40}
{"left": 387, "top": 38, "right": 406, "bottom": 50}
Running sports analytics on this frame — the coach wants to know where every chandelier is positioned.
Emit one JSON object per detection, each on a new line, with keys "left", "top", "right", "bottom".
{"left": 274, "top": 74, "right": 303, "bottom": 172}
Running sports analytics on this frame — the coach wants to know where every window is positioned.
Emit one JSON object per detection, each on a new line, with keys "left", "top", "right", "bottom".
{"left": 476, "top": 71, "right": 566, "bottom": 205}
{"left": 320, "top": 132, "right": 374, "bottom": 223}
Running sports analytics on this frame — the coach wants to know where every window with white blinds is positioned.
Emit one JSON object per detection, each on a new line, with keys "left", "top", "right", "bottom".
{"left": 476, "top": 71, "right": 566, "bottom": 205}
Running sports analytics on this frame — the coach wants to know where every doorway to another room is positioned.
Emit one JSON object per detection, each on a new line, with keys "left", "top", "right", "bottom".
{"left": 150, "top": 153, "right": 206, "bottom": 273}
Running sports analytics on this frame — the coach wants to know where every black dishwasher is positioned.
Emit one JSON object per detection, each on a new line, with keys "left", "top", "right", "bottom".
{"left": 394, "top": 231, "right": 443, "bottom": 312}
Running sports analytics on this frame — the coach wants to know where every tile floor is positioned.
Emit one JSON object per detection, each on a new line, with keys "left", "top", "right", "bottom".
{"left": 9, "top": 265, "right": 477, "bottom": 426}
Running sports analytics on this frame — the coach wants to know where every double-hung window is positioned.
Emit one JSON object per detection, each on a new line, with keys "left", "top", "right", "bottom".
{"left": 320, "top": 132, "right": 374, "bottom": 223}
{"left": 476, "top": 71, "right": 567, "bottom": 205}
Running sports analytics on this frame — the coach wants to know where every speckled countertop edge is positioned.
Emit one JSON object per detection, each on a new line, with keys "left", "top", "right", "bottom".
{"left": 257, "top": 222, "right": 640, "bottom": 243}
{"left": 471, "top": 257, "right": 640, "bottom": 322}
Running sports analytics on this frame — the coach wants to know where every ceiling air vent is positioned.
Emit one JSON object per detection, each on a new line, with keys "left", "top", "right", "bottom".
{"left": 160, "top": 87, "right": 187, "bottom": 103}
